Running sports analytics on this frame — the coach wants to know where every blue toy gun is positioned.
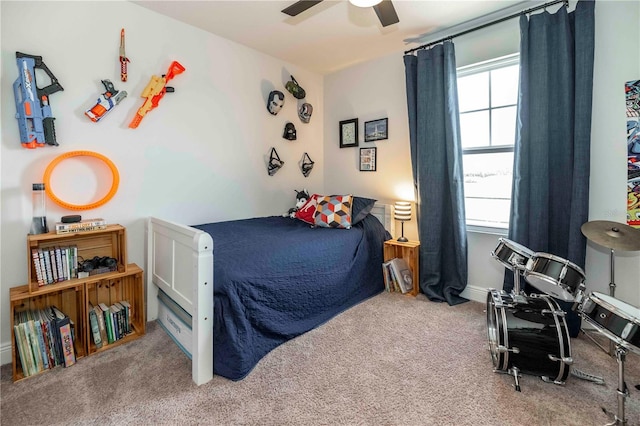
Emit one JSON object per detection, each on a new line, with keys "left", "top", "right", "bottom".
{"left": 13, "top": 52, "right": 64, "bottom": 148}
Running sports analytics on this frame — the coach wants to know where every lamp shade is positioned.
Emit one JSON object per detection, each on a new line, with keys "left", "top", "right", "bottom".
{"left": 394, "top": 201, "right": 412, "bottom": 221}
{"left": 349, "top": 0, "right": 382, "bottom": 7}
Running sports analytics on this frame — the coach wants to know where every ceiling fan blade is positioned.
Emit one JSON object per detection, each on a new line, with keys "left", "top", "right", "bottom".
{"left": 282, "top": 0, "right": 324, "bottom": 17}
{"left": 373, "top": 0, "right": 399, "bottom": 27}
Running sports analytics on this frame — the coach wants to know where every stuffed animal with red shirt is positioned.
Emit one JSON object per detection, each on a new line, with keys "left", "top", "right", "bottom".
{"left": 284, "top": 189, "right": 310, "bottom": 218}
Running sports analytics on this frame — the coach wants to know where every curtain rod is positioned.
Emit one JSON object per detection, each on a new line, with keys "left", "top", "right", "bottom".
{"left": 404, "top": 0, "right": 568, "bottom": 55}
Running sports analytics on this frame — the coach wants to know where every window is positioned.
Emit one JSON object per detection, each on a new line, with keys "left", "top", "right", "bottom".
{"left": 457, "top": 54, "right": 519, "bottom": 230}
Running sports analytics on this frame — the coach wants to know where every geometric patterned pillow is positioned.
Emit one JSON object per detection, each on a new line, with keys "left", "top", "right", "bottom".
{"left": 313, "top": 194, "right": 353, "bottom": 229}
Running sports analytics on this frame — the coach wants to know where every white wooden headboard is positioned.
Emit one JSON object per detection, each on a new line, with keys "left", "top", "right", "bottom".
{"left": 371, "top": 202, "right": 395, "bottom": 236}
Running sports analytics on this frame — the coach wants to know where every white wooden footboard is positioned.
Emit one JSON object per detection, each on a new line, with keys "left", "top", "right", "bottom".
{"left": 146, "top": 217, "right": 214, "bottom": 385}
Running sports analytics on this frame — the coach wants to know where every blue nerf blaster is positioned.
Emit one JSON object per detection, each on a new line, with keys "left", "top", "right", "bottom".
{"left": 13, "top": 52, "right": 64, "bottom": 148}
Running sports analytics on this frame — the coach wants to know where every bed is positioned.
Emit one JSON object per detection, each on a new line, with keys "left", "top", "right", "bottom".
{"left": 146, "top": 202, "right": 394, "bottom": 385}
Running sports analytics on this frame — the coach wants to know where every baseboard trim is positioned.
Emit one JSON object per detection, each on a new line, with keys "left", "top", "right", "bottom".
{"left": 1, "top": 341, "right": 12, "bottom": 366}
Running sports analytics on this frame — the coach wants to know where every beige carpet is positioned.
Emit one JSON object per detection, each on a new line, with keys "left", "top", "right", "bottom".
{"left": 1, "top": 292, "right": 639, "bottom": 425}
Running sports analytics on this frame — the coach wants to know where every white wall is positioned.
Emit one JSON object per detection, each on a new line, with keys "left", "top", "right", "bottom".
{"left": 0, "top": 1, "right": 324, "bottom": 364}
{"left": 324, "top": 0, "right": 640, "bottom": 305}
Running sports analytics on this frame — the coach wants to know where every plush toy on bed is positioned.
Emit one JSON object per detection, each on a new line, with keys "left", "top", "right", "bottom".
{"left": 284, "top": 189, "right": 310, "bottom": 218}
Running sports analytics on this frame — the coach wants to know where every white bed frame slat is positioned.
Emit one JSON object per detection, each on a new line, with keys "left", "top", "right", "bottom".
{"left": 146, "top": 203, "right": 392, "bottom": 385}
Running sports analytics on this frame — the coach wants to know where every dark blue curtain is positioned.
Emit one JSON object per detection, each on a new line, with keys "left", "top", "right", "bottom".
{"left": 506, "top": 1, "right": 595, "bottom": 337}
{"left": 404, "top": 42, "right": 468, "bottom": 306}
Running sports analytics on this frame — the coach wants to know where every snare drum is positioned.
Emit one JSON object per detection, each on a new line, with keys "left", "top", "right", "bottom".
{"left": 523, "top": 253, "right": 585, "bottom": 302}
{"left": 486, "top": 289, "right": 572, "bottom": 384}
{"left": 578, "top": 292, "right": 640, "bottom": 355}
{"left": 492, "top": 238, "right": 534, "bottom": 271}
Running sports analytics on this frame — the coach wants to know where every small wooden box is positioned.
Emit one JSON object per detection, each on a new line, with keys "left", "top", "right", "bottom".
{"left": 27, "top": 225, "right": 127, "bottom": 293}
{"left": 384, "top": 240, "right": 420, "bottom": 296}
{"left": 10, "top": 283, "right": 87, "bottom": 381}
{"left": 85, "top": 264, "right": 146, "bottom": 355}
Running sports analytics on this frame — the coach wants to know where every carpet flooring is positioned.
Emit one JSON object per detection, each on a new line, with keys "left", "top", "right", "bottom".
{"left": 1, "top": 292, "right": 639, "bottom": 425}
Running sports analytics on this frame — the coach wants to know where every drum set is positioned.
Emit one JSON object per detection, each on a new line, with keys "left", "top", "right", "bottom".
{"left": 487, "top": 221, "right": 640, "bottom": 426}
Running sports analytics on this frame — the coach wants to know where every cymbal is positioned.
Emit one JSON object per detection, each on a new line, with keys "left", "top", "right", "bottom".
{"left": 581, "top": 220, "right": 640, "bottom": 251}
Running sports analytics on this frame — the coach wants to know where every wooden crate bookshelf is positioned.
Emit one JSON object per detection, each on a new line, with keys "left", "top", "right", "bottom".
{"left": 384, "top": 240, "right": 420, "bottom": 296}
{"left": 85, "top": 264, "right": 146, "bottom": 355}
{"left": 27, "top": 224, "right": 127, "bottom": 293}
{"left": 10, "top": 283, "right": 87, "bottom": 382}
{"left": 11, "top": 225, "right": 145, "bottom": 382}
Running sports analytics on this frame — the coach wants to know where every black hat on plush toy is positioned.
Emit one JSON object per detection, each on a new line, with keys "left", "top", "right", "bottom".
{"left": 298, "top": 103, "right": 313, "bottom": 123}
{"left": 283, "top": 122, "right": 297, "bottom": 141}
{"left": 285, "top": 75, "right": 306, "bottom": 99}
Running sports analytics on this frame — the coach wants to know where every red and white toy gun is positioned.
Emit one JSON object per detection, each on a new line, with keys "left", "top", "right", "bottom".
{"left": 85, "top": 80, "right": 127, "bottom": 122}
{"left": 128, "top": 61, "right": 185, "bottom": 129}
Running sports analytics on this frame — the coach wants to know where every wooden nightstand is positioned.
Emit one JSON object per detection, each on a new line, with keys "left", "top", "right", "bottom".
{"left": 384, "top": 240, "right": 420, "bottom": 296}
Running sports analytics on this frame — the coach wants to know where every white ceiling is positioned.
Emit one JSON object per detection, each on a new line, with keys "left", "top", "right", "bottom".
{"left": 133, "top": 0, "right": 531, "bottom": 75}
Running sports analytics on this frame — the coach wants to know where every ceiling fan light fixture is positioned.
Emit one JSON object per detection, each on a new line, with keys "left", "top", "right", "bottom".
{"left": 349, "top": 0, "right": 383, "bottom": 8}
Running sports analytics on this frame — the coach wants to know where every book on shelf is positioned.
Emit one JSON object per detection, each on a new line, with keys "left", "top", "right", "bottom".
{"left": 54, "top": 246, "right": 64, "bottom": 282}
{"left": 33, "top": 319, "right": 50, "bottom": 370}
{"left": 382, "top": 261, "right": 393, "bottom": 292}
{"left": 110, "top": 304, "right": 121, "bottom": 340}
{"left": 88, "top": 302, "right": 103, "bottom": 349}
{"left": 55, "top": 218, "right": 107, "bottom": 234}
{"left": 120, "top": 300, "right": 132, "bottom": 333}
{"left": 60, "top": 247, "right": 68, "bottom": 281}
{"left": 389, "top": 257, "right": 414, "bottom": 294}
{"left": 94, "top": 304, "right": 108, "bottom": 345}
{"left": 31, "top": 249, "right": 45, "bottom": 286}
{"left": 42, "top": 249, "right": 54, "bottom": 285}
{"left": 99, "top": 303, "right": 114, "bottom": 344}
{"left": 49, "top": 247, "right": 58, "bottom": 283}
{"left": 38, "top": 249, "right": 48, "bottom": 285}
{"left": 26, "top": 319, "right": 44, "bottom": 373}
{"left": 51, "top": 306, "right": 76, "bottom": 367}
{"left": 13, "top": 324, "right": 32, "bottom": 376}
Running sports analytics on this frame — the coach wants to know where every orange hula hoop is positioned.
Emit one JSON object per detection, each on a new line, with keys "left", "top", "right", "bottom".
{"left": 43, "top": 151, "right": 120, "bottom": 211}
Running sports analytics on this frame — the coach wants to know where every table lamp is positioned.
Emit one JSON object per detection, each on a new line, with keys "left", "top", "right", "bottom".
{"left": 394, "top": 201, "right": 411, "bottom": 242}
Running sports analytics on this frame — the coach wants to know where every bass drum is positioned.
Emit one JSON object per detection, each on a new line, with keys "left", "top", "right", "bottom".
{"left": 486, "top": 289, "right": 572, "bottom": 384}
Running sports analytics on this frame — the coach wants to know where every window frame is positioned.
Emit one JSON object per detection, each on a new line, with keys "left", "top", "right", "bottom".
{"left": 457, "top": 53, "right": 519, "bottom": 234}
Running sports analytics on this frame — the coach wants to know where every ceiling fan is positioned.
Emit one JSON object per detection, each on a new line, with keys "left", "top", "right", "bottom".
{"left": 282, "top": 0, "right": 399, "bottom": 28}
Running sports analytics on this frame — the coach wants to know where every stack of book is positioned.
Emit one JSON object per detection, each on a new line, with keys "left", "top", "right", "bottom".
{"left": 13, "top": 306, "right": 76, "bottom": 377}
{"left": 31, "top": 246, "right": 79, "bottom": 286}
{"left": 55, "top": 218, "right": 107, "bottom": 234}
{"left": 382, "top": 257, "right": 414, "bottom": 294}
{"left": 88, "top": 300, "right": 133, "bottom": 349}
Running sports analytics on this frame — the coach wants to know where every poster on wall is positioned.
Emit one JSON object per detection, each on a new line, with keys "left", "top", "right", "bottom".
{"left": 626, "top": 79, "right": 640, "bottom": 228}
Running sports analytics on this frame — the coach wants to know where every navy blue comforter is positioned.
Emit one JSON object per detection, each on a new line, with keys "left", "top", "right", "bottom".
{"left": 193, "top": 214, "right": 390, "bottom": 380}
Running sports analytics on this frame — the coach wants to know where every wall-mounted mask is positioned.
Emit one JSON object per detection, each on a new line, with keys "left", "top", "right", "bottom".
{"left": 298, "top": 103, "right": 313, "bottom": 123}
{"left": 301, "top": 152, "right": 314, "bottom": 178}
{"left": 268, "top": 147, "right": 284, "bottom": 176}
{"left": 283, "top": 122, "right": 297, "bottom": 141}
{"left": 285, "top": 75, "right": 306, "bottom": 100}
{"left": 267, "top": 90, "right": 285, "bottom": 115}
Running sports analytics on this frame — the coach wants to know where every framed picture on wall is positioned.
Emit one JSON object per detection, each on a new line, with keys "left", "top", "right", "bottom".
{"left": 359, "top": 147, "right": 377, "bottom": 172}
{"left": 364, "top": 118, "right": 388, "bottom": 142}
{"left": 339, "top": 118, "right": 359, "bottom": 148}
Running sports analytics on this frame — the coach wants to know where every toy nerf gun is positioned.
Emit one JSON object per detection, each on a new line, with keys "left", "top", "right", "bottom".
{"left": 129, "top": 61, "right": 185, "bottom": 129}
{"left": 85, "top": 80, "right": 127, "bottom": 122}
{"left": 13, "top": 52, "right": 64, "bottom": 148}
{"left": 119, "top": 28, "right": 130, "bottom": 82}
